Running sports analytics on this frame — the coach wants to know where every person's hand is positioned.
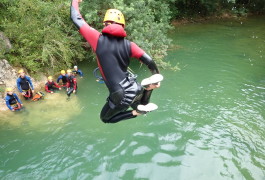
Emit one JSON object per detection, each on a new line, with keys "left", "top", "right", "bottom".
{"left": 21, "top": 92, "right": 26, "bottom": 96}
{"left": 51, "top": 91, "right": 54, "bottom": 94}
{"left": 32, "top": 90, "right": 35, "bottom": 93}
{"left": 21, "top": 104, "right": 23, "bottom": 107}
{"left": 73, "top": 90, "right": 76, "bottom": 93}
{"left": 145, "top": 82, "right": 161, "bottom": 90}
{"left": 59, "top": 88, "right": 61, "bottom": 90}
{"left": 78, "top": 0, "right": 82, "bottom": 3}
{"left": 12, "top": 109, "right": 15, "bottom": 112}
{"left": 66, "top": 88, "right": 69, "bottom": 91}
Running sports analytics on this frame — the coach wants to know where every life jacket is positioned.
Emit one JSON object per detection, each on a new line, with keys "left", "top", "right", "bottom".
{"left": 19, "top": 77, "right": 30, "bottom": 90}
{"left": 7, "top": 94, "right": 18, "bottom": 105}
{"left": 32, "top": 92, "right": 45, "bottom": 101}
{"left": 96, "top": 24, "right": 131, "bottom": 92}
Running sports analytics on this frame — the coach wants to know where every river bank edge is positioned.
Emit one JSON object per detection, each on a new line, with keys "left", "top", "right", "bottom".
{"left": 0, "top": 67, "right": 48, "bottom": 112}
{"left": 170, "top": 11, "right": 265, "bottom": 27}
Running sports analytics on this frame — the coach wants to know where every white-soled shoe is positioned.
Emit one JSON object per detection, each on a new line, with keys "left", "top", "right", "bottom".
{"left": 137, "top": 103, "right": 158, "bottom": 114}
{"left": 141, "top": 74, "right": 164, "bottom": 86}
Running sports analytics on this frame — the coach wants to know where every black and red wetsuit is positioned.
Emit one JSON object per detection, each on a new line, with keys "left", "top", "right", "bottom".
{"left": 45, "top": 81, "right": 60, "bottom": 93}
{"left": 71, "top": 0, "right": 160, "bottom": 123}
{"left": 66, "top": 75, "right": 77, "bottom": 97}
{"left": 66, "top": 75, "right": 77, "bottom": 89}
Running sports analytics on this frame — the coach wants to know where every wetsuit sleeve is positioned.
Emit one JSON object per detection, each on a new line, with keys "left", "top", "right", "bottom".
{"left": 73, "top": 78, "right": 77, "bottom": 90}
{"left": 71, "top": 0, "right": 100, "bottom": 51}
{"left": 14, "top": 94, "right": 22, "bottom": 104}
{"left": 57, "top": 75, "right": 62, "bottom": 83}
{"left": 16, "top": 78, "right": 23, "bottom": 93}
{"left": 78, "top": 70, "right": 83, "bottom": 77}
{"left": 130, "top": 42, "right": 159, "bottom": 74}
{"left": 5, "top": 96, "right": 13, "bottom": 110}
{"left": 45, "top": 83, "right": 51, "bottom": 93}
{"left": 26, "top": 76, "right": 34, "bottom": 90}
{"left": 54, "top": 82, "right": 60, "bottom": 88}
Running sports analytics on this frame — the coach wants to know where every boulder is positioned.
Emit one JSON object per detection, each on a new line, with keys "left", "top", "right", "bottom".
{"left": 0, "top": 32, "right": 12, "bottom": 57}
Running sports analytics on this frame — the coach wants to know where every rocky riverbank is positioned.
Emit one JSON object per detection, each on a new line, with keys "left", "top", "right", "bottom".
{"left": 0, "top": 32, "right": 47, "bottom": 111}
{"left": 0, "top": 59, "right": 47, "bottom": 111}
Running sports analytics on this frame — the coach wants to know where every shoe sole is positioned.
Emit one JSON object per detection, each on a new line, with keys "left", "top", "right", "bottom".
{"left": 141, "top": 74, "right": 164, "bottom": 86}
{"left": 137, "top": 103, "right": 158, "bottom": 112}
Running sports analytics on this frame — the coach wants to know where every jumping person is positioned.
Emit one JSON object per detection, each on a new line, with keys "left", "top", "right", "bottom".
{"left": 66, "top": 69, "right": 77, "bottom": 97}
{"left": 71, "top": 0, "right": 163, "bottom": 123}
{"left": 72, "top": 65, "right": 83, "bottom": 78}
{"left": 45, "top": 76, "right": 61, "bottom": 93}
{"left": 16, "top": 69, "right": 34, "bottom": 100}
{"left": 57, "top": 70, "right": 68, "bottom": 87}
{"left": 5, "top": 88, "right": 23, "bottom": 111}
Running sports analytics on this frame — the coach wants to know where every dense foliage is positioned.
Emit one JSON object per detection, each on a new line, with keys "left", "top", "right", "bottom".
{"left": 0, "top": 0, "right": 85, "bottom": 74}
{"left": 0, "top": 0, "right": 264, "bottom": 73}
{"left": 170, "top": 0, "right": 265, "bottom": 18}
{"left": 80, "top": 0, "right": 173, "bottom": 68}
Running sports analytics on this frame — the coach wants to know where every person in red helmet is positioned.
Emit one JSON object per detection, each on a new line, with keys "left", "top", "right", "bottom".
{"left": 71, "top": 0, "right": 163, "bottom": 123}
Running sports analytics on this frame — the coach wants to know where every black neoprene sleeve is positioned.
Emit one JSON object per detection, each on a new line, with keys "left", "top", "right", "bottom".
{"left": 139, "top": 53, "right": 160, "bottom": 74}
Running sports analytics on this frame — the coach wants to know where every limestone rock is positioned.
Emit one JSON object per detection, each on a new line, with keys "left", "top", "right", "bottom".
{"left": 0, "top": 32, "right": 12, "bottom": 55}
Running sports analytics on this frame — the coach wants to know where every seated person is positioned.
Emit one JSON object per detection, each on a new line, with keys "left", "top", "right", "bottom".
{"left": 16, "top": 69, "right": 34, "bottom": 100}
{"left": 57, "top": 70, "right": 68, "bottom": 87}
{"left": 5, "top": 87, "right": 23, "bottom": 111}
{"left": 45, "top": 76, "right": 61, "bottom": 93}
{"left": 72, "top": 65, "right": 83, "bottom": 78}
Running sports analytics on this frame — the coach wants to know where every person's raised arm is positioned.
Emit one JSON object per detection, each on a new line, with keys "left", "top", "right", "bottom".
{"left": 130, "top": 42, "right": 159, "bottom": 75}
{"left": 70, "top": 0, "right": 100, "bottom": 51}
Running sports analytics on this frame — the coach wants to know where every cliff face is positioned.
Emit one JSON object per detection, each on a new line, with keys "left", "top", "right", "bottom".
{"left": 0, "top": 59, "right": 19, "bottom": 111}
{"left": 0, "top": 59, "right": 18, "bottom": 88}
{"left": 0, "top": 31, "right": 12, "bottom": 53}
{"left": 0, "top": 32, "right": 37, "bottom": 111}
{"left": 0, "top": 32, "right": 18, "bottom": 110}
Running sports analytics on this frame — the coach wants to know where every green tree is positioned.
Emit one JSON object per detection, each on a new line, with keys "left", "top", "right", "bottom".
{"left": 80, "top": 0, "right": 174, "bottom": 68}
{"left": 0, "top": 0, "right": 86, "bottom": 74}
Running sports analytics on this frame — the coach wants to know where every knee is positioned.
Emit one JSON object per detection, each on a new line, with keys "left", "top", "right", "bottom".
{"left": 100, "top": 117, "right": 110, "bottom": 123}
{"left": 100, "top": 111, "right": 111, "bottom": 123}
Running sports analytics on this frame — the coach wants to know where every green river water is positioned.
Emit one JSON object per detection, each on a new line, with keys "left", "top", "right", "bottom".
{"left": 0, "top": 16, "right": 265, "bottom": 180}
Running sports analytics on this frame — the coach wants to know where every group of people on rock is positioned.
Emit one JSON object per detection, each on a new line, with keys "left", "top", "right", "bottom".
{"left": 5, "top": 66, "right": 83, "bottom": 112}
